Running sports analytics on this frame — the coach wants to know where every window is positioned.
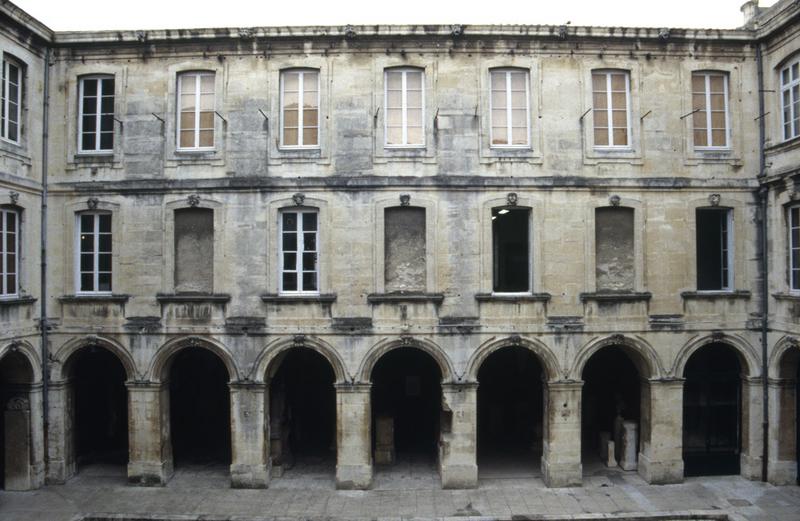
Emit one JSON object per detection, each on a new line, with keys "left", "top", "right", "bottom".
{"left": 174, "top": 208, "right": 213, "bottom": 293}
{"left": 696, "top": 208, "right": 732, "bottom": 291}
{"left": 692, "top": 72, "right": 729, "bottom": 149}
{"left": 781, "top": 61, "right": 800, "bottom": 141}
{"left": 0, "top": 208, "right": 18, "bottom": 297}
{"left": 177, "top": 72, "right": 214, "bottom": 150}
{"left": 1, "top": 56, "right": 21, "bottom": 143}
{"left": 790, "top": 207, "right": 800, "bottom": 291}
{"left": 385, "top": 68, "right": 424, "bottom": 147}
{"left": 595, "top": 207, "right": 634, "bottom": 291}
{"left": 76, "top": 213, "right": 112, "bottom": 294}
{"left": 280, "top": 209, "right": 318, "bottom": 293}
{"left": 490, "top": 69, "right": 529, "bottom": 147}
{"left": 592, "top": 70, "right": 630, "bottom": 147}
{"left": 79, "top": 76, "right": 115, "bottom": 153}
{"left": 384, "top": 207, "right": 426, "bottom": 292}
{"left": 281, "top": 69, "right": 319, "bottom": 148}
{"left": 492, "top": 207, "right": 530, "bottom": 293}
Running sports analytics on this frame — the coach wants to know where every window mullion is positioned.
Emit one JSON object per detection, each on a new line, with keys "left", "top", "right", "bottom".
{"left": 705, "top": 75, "right": 713, "bottom": 147}
{"left": 296, "top": 211, "right": 304, "bottom": 290}
{"left": 93, "top": 215, "right": 99, "bottom": 292}
{"left": 505, "top": 72, "right": 512, "bottom": 146}
{"left": 95, "top": 79, "right": 103, "bottom": 151}
{"left": 195, "top": 75, "right": 201, "bottom": 148}
{"left": 298, "top": 73, "right": 305, "bottom": 147}
{"left": 401, "top": 72, "right": 408, "bottom": 145}
{"left": 2, "top": 62, "right": 7, "bottom": 139}
{"left": 606, "top": 74, "right": 613, "bottom": 146}
{"left": 1, "top": 212, "right": 6, "bottom": 295}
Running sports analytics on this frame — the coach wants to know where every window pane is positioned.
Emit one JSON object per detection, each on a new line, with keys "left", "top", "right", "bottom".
{"left": 101, "top": 78, "right": 114, "bottom": 93}
{"left": 283, "top": 252, "right": 296, "bottom": 269}
{"left": 282, "top": 212, "right": 297, "bottom": 231}
{"left": 83, "top": 115, "right": 96, "bottom": 132}
{"left": 100, "top": 132, "right": 113, "bottom": 150}
{"left": 303, "top": 213, "right": 317, "bottom": 231}
{"left": 82, "top": 133, "right": 95, "bottom": 151}
{"left": 98, "top": 234, "right": 111, "bottom": 252}
{"left": 199, "top": 111, "right": 214, "bottom": 129}
{"left": 594, "top": 128, "right": 609, "bottom": 146}
{"left": 80, "top": 232, "right": 93, "bottom": 252}
{"left": 709, "top": 75, "right": 725, "bottom": 92}
{"left": 283, "top": 72, "right": 299, "bottom": 91}
{"left": 491, "top": 72, "right": 505, "bottom": 89}
{"left": 511, "top": 126, "right": 527, "bottom": 145}
{"left": 304, "top": 232, "right": 316, "bottom": 251}
{"left": 693, "top": 110, "right": 706, "bottom": 130}
{"left": 387, "top": 90, "right": 402, "bottom": 108}
{"left": 592, "top": 73, "right": 606, "bottom": 92}
{"left": 200, "top": 74, "right": 214, "bottom": 92}
{"left": 82, "top": 96, "right": 97, "bottom": 115}
{"left": 407, "top": 126, "right": 423, "bottom": 145}
{"left": 610, "top": 74, "right": 626, "bottom": 91}
{"left": 302, "top": 252, "right": 316, "bottom": 270}
{"left": 593, "top": 110, "right": 608, "bottom": 127}
{"left": 100, "top": 114, "right": 114, "bottom": 132}
{"left": 386, "top": 108, "right": 402, "bottom": 126}
{"left": 6, "top": 212, "right": 15, "bottom": 229}
{"left": 386, "top": 71, "right": 402, "bottom": 89}
{"left": 283, "top": 232, "right": 297, "bottom": 251}
{"left": 592, "top": 92, "right": 607, "bottom": 109}
{"left": 510, "top": 72, "right": 526, "bottom": 91}
{"left": 180, "top": 93, "right": 195, "bottom": 112}
{"left": 283, "top": 128, "right": 298, "bottom": 146}
{"left": 405, "top": 71, "right": 422, "bottom": 89}
{"left": 611, "top": 91, "right": 626, "bottom": 109}
{"left": 83, "top": 79, "right": 98, "bottom": 96}
{"left": 302, "top": 272, "right": 317, "bottom": 292}
{"left": 692, "top": 93, "right": 706, "bottom": 112}
{"left": 80, "top": 273, "right": 93, "bottom": 292}
{"left": 199, "top": 130, "right": 214, "bottom": 147}
{"left": 98, "top": 253, "right": 111, "bottom": 271}
{"left": 179, "top": 130, "right": 194, "bottom": 147}
{"left": 98, "top": 273, "right": 111, "bottom": 292}
{"left": 511, "top": 90, "right": 526, "bottom": 109}
{"left": 283, "top": 109, "right": 298, "bottom": 128}
{"left": 711, "top": 129, "right": 727, "bottom": 146}
{"left": 407, "top": 108, "right": 422, "bottom": 127}
{"left": 180, "top": 111, "right": 195, "bottom": 130}
{"left": 691, "top": 75, "right": 705, "bottom": 92}
{"left": 612, "top": 110, "right": 627, "bottom": 127}
{"left": 406, "top": 90, "right": 422, "bottom": 108}
{"left": 180, "top": 74, "right": 195, "bottom": 92}
{"left": 710, "top": 93, "right": 725, "bottom": 111}
{"left": 282, "top": 272, "right": 297, "bottom": 291}
{"left": 6, "top": 274, "right": 15, "bottom": 294}
{"left": 613, "top": 128, "right": 628, "bottom": 146}
{"left": 302, "top": 128, "right": 318, "bottom": 145}
{"left": 99, "top": 215, "right": 111, "bottom": 233}
{"left": 302, "top": 108, "right": 318, "bottom": 127}
{"left": 200, "top": 93, "right": 214, "bottom": 111}
{"left": 694, "top": 129, "right": 708, "bottom": 147}
{"left": 101, "top": 96, "right": 114, "bottom": 114}
{"left": 386, "top": 126, "right": 402, "bottom": 145}
{"left": 710, "top": 111, "right": 726, "bottom": 128}
{"left": 80, "top": 253, "right": 93, "bottom": 271}
{"left": 81, "top": 214, "right": 94, "bottom": 233}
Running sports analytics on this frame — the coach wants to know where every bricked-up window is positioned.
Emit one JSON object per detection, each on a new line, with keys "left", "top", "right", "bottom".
{"left": 384, "top": 207, "right": 426, "bottom": 292}
{"left": 1, "top": 56, "right": 21, "bottom": 144}
{"left": 692, "top": 72, "right": 729, "bottom": 149}
{"left": 595, "top": 207, "right": 634, "bottom": 291}
{"left": 280, "top": 209, "right": 318, "bottom": 293}
{"left": 781, "top": 60, "right": 800, "bottom": 141}
{"left": 385, "top": 68, "right": 424, "bottom": 147}
{"left": 592, "top": 70, "right": 630, "bottom": 148}
{"left": 790, "top": 207, "right": 800, "bottom": 291}
{"left": 79, "top": 76, "right": 115, "bottom": 153}
{"left": 492, "top": 208, "right": 530, "bottom": 293}
{"left": 77, "top": 213, "right": 112, "bottom": 294}
{"left": 177, "top": 72, "right": 214, "bottom": 150}
{"left": 490, "top": 69, "right": 529, "bottom": 147}
{"left": 281, "top": 69, "right": 319, "bottom": 148}
{"left": 0, "top": 208, "right": 18, "bottom": 297}
{"left": 696, "top": 208, "right": 733, "bottom": 291}
{"left": 174, "top": 208, "right": 213, "bottom": 293}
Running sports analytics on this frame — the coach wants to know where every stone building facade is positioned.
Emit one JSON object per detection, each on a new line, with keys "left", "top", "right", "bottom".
{"left": 0, "top": 0, "right": 799, "bottom": 493}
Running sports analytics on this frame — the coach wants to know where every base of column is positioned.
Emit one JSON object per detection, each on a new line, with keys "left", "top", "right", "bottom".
{"left": 127, "top": 460, "right": 173, "bottom": 486}
{"left": 336, "top": 463, "right": 372, "bottom": 490}
{"left": 767, "top": 459, "right": 798, "bottom": 485}
{"left": 637, "top": 452, "right": 683, "bottom": 484}
{"left": 440, "top": 463, "right": 478, "bottom": 489}
{"left": 541, "top": 457, "right": 582, "bottom": 488}
{"left": 230, "top": 462, "right": 270, "bottom": 489}
{"left": 740, "top": 454, "right": 763, "bottom": 481}
{"left": 45, "top": 458, "right": 74, "bottom": 485}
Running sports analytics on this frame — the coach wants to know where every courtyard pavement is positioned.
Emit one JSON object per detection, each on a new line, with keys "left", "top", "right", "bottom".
{"left": 0, "top": 459, "right": 798, "bottom": 521}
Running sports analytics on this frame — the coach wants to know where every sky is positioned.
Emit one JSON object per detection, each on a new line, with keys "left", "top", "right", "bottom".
{"left": 12, "top": 0, "right": 780, "bottom": 32}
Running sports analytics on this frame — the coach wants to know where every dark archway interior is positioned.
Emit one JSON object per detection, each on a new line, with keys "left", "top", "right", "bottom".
{"left": 477, "top": 346, "right": 543, "bottom": 465}
{"left": 797, "top": 358, "right": 799, "bottom": 485}
{"left": 371, "top": 348, "right": 441, "bottom": 461}
{"left": 683, "top": 343, "right": 742, "bottom": 477}
{"left": 169, "top": 347, "right": 231, "bottom": 465}
{"left": 71, "top": 347, "right": 128, "bottom": 466}
{"left": 270, "top": 348, "right": 336, "bottom": 468}
{"left": 0, "top": 352, "right": 34, "bottom": 489}
{"left": 581, "top": 346, "right": 641, "bottom": 464}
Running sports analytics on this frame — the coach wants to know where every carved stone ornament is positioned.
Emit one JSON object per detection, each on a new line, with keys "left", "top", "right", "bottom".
{"left": 508, "top": 334, "right": 522, "bottom": 345}
{"left": 293, "top": 334, "right": 306, "bottom": 347}
{"left": 187, "top": 336, "right": 201, "bottom": 347}
{"left": 558, "top": 25, "right": 568, "bottom": 39}
{"left": 87, "top": 197, "right": 99, "bottom": 210}
{"left": 658, "top": 28, "right": 670, "bottom": 41}
{"left": 9, "top": 191, "right": 19, "bottom": 205}
{"left": 344, "top": 25, "right": 357, "bottom": 39}
{"left": 238, "top": 28, "right": 254, "bottom": 39}
{"left": 791, "top": 191, "right": 800, "bottom": 201}
{"left": 6, "top": 397, "right": 29, "bottom": 411}
{"left": 708, "top": 193, "right": 721, "bottom": 207}
{"left": 711, "top": 330, "right": 725, "bottom": 341}
{"left": 610, "top": 333, "right": 625, "bottom": 345}
{"left": 399, "top": 194, "right": 411, "bottom": 206}
{"left": 450, "top": 24, "right": 464, "bottom": 37}
{"left": 788, "top": 336, "right": 800, "bottom": 348}
{"left": 400, "top": 334, "right": 414, "bottom": 346}
{"left": 292, "top": 192, "right": 305, "bottom": 206}
{"left": 187, "top": 194, "right": 201, "bottom": 207}
{"left": 609, "top": 195, "right": 621, "bottom": 207}
{"left": 506, "top": 192, "right": 518, "bottom": 206}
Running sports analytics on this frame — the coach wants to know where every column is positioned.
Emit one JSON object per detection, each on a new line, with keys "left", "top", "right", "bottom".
{"left": 541, "top": 380, "right": 582, "bottom": 487}
{"left": 4, "top": 394, "right": 32, "bottom": 490}
{"left": 127, "top": 381, "right": 173, "bottom": 486}
{"left": 439, "top": 382, "right": 478, "bottom": 489}
{"left": 740, "top": 376, "right": 764, "bottom": 480}
{"left": 46, "top": 380, "right": 74, "bottom": 484}
{"left": 638, "top": 378, "right": 684, "bottom": 484}
{"left": 335, "top": 383, "right": 372, "bottom": 489}
{"left": 768, "top": 377, "right": 797, "bottom": 485}
{"left": 27, "top": 385, "right": 45, "bottom": 488}
{"left": 229, "top": 381, "right": 269, "bottom": 488}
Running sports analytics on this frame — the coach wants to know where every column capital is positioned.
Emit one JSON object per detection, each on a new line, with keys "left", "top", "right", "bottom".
{"left": 646, "top": 377, "right": 686, "bottom": 387}
{"left": 441, "top": 381, "right": 479, "bottom": 392}
{"left": 545, "top": 379, "right": 584, "bottom": 391}
{"left": 125, "top": 380, "right": 163, "bottom": 391}
{"left": 335, "top": 382, "right": 371, "bottom": 393}
{"left": 229, "top": 380, "right": 268, "bottom": 391}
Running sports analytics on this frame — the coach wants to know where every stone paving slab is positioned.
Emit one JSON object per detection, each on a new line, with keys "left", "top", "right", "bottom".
{"left": 0, "top": 464, "right": 798, "bottom": 521}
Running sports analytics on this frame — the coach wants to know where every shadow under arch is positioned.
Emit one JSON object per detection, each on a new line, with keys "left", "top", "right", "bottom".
{"left": 357, "top": 337, "right": 456, "bottom": 384}
{"left": 51, "top": 335, "right": 136, "bottom": 382}
{"left": 254, "top": 335, "right": 348, "bottom": 384}
{"left": 0, "top": 341, "right": 42, "bottom": 383}
{"left": 148, "top": 336, "right": 239, "bottom": 383}
{"left": 466, "top": 335, "right": 561, "bottom": 382}
{"left": 569, "top": 334, "right": 663, "bottom": 381}
{"left": 671, "top": 333, "right": 760, "bottom": 379}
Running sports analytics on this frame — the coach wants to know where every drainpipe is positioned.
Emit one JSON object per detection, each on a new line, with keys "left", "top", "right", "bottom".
{"left": 40, "top": 46, "right": 50, "bottom": 471}
{"left": 756, "top": 42, "right": 769, "bottom": 483}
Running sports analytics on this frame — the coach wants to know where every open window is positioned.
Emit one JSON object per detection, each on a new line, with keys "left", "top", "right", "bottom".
{"left": 696, "top": 208, "right": 733, "bottom": 291}
{"left": 384, "top": 207, "right": 426, "bottom": 292}
{"left": 595, "top": 207, "right": 634, "bottom": 291}
{"left": 492, "top": 207, "right": 530, "bottom": 293}
{"left": 174, "top": 208, "right": 213, "bottom": 293}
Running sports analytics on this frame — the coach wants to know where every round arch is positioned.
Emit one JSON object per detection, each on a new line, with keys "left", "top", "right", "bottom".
{"left": 0, "top": 340, "right": 42, "bottom": 383}
{"left": 357, "top": 337, "right": 456, "bottom": 383}
{"left": 672, "top": 333, "right": 760, "bottom": 378}
{"left": 254, "top": 335, "right": 349, "bottom": 384}
{"left": 148, "top": 336, "right": 239, "bottom": 382}
{"left": 51, "top": 335, "right": 136, "bottom": 382}
{"left": 569, "top": 334, "right": 663, "bottom": 380}
{"left": 769, "top": 336, "right": 800, "bottom": 378}
{"left": 466, "top": 335, "right": 561, "bottom": 382}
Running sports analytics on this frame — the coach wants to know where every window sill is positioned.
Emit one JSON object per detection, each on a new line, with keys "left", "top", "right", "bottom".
{"left": 0, "top": 295, "right": 36, "bottom": 306}
{"left": 261, "top": 293, "right": 337, "bottom": 304}
{"left": 772, "top": 292, "right": 800, "bottom": 301}
{"left": 765, "top": 135, "right": 800, "bottom": 155}
{"left": 156, "top": 293, "right": 231, "bottom": 303}
{"left": 367, "top": 292, "right": 444, "bottom": 304}
{"left": 580, "top": 291, "right": 652, "bottom": 303}
{"left": 60, "top": 294, "right": 130, "bottom": 303}
{"left": 681, "top": 290, "right": 751, "bottom": 300}
{"left": 475, "top": 292, "right": 551, "bottom": 303}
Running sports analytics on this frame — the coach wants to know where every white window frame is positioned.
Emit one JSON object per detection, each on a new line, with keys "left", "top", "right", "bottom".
{"left": 0, "top": 208, "right": 19, "bottom": 298}
{"left": 592, "top": 70, "right": 631, "bottom": 149}
{"left": 489, "top": 69, "right": 530, "bottom": 148}
{"left": 384, "top": 68, "right": 425, "bottom": 148}
{"left": 781, "top": 60, "right": 800, "bottom": 141}
{"left": 176, "top": 71, "right": 215, "bottom": 151}
{"left": 75, "top": 212, "right": 112, "bottom": 295}
{"left": 279, "top": 208, "right": 319, "bottom": 294}
{"left": 279, "top": 69, "right": 320, "bottom": 149}
{"left": 78, "top": 75, "right": 115, "bottom": 154}
{"left": 1, "top": 56, "right": 22, "bottom": 145}
{"left": 692, "top": 72, "right": 730, "bottom": 150}
{"left": 696, "top": 208, "right": 733, "bottom": 292}
{"left": 790, "top": 206, "right": 800, "bottom": 292}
